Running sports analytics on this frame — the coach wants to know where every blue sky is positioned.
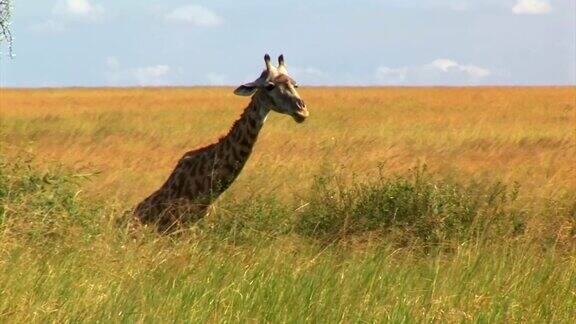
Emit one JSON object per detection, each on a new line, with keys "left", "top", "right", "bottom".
{"left": 1, "top": 0, "right": 574, "bottom": 87}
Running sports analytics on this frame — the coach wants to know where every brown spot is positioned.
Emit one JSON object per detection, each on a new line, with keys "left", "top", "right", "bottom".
{"left": 184, "top": 184, "right": 194, "bottom": 198}
{"left": 170, "top": 178, "right": 182, "bottom": 193}
{"left": 249, "top": 117, "right": 257, "bottom": 129}
{"left": 189, "top": 161, "right": 199, "bottom": 175}
{"left": 177, "top": 178, "right": 189, "bottom": 196}
{"left": 195, "top": 179, "right": 204, "bottom": 191}
{"left": 247, "top": 128, "right": 258, "bottom": 139}
{"left": 151, "top": 195, "right": 162, "bottom": 205}
{"left": 231, "top": 147, "right": 241, "bottom": 161}
{"left": 223, "top": 163, "right": 235, "bottom": 174}
{"left": 239, "top": 136, "right": 250, "bottom": 147}
{"left": 234, "top": 130, "right": 243, "bottom": 141}
{"left": 238, "top": 147, "right": 250, "bottom": 158}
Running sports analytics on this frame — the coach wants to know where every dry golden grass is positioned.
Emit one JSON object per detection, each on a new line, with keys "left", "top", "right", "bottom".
{"left": 1, "top": 87, "right": 576, "bottom": 322}
{"left": 1, "top": 87, "right": 575, "bottom": 206}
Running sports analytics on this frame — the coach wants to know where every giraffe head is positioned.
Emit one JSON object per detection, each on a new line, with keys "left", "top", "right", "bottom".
{"left": 234, "top": 54, "right": 309, "bottom": 123}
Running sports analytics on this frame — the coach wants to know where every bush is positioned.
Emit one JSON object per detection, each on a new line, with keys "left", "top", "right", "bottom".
{"left": 0, "top": 156, "right": 102, "bottom": 246}
{"left": 296, "top": 168, "right": 527, "bottom": 246}
{"left": 1, "top": 157, "right": 572, "bottom": 251}
{"left": 203, "top": 196, "right": 294, "bottom": 244}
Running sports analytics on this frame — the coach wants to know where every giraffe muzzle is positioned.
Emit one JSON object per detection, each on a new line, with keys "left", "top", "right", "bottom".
{"left": 292, "top": 100, "right": 309, "bottom": 123}
{"left": 293, "top": 109, "right": 309, "bottom": 124}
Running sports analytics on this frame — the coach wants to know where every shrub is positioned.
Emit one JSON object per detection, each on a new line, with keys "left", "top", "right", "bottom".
{"left": 296, "top": 168, "right": 527, "bottom": 247}
{"left": 1, "top": 156, "right": 572, "bottom": 251}
{"left": 0, "top": 156, "right": 102, "bottom": 246}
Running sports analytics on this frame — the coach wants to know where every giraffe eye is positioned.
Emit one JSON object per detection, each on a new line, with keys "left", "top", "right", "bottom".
{"left": 265, "top": 83, "right": 275, "bottom": 91}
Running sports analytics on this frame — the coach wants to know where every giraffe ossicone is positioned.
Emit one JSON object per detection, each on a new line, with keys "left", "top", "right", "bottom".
{"left": 134, "top": 54, "right": 309, "bottom": 231}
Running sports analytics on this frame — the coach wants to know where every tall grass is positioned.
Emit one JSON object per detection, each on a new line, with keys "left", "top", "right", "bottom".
{"left": 1, "top": 87, "right": 574, "bottom": 203}
{"left": 1, "top": 156, "right": 574, "bottom": 322}
{"left": 1, "top": 87, "right": 574, "bottom": 321}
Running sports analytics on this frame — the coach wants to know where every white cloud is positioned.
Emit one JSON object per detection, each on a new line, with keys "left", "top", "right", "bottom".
{"left": 105, "top": 57, "right": 176, "bottom": 86}
{"left": 165, "top": 5, "right": 223, "bottom": 27}
{"left": 512, "top": 0, "right": 551, "bottom": 15}
{"left": 458, "top": 65, "right": 492, "bottom": 79}
{"left": 53, "top": 0, "right": 105, "bottom": 21}
{"left": 375, "top": 59, "right": 492, "bottom": 85}
{"left": 429, "top": 59, "right": 491, "bottom": 78}
{"left": 28, "top": 20, "right": 66, "bottom": 33}
{"left": 429, "top": 59, "right": 458, "bottom": 72}
{"left": 29, "top": 0, "right": 104, "bottom": 34}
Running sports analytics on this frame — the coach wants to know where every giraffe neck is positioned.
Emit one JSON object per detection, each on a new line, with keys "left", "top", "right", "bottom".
{"left": 206, "top": 92, "right": 270, "bottom": 193}
{"left": 134, "top": 92, "right": 271, "bottom": 226}
{"left": 223, "top": 92, "right": 270, "bottom": 151}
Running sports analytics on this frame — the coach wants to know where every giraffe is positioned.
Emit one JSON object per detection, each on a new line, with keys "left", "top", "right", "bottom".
{"left": 133, "top": 54, "right": 309, "bottom": 231}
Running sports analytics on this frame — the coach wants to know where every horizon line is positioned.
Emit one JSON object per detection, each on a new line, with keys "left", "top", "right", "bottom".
{"left": 1, "top": 84, "right": 575, "bottom": 90}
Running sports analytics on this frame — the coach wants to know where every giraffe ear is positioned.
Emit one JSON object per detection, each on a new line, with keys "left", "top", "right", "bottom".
{"left": 234, "top": 82, "right": 258, "bottom": 96}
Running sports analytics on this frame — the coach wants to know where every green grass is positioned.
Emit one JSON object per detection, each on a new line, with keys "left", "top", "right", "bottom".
{"left": 1, "top": 156, "right": 575, "bottom": 322}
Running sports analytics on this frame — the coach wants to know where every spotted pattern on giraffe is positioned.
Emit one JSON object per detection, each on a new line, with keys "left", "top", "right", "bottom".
{"left": 133, "top": 54, "right": 309, "bottom": 232}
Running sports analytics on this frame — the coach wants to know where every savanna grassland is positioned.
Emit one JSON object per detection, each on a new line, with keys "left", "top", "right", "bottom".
{"left": 1, "top": 87, "right": 575, "bottom": 322}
